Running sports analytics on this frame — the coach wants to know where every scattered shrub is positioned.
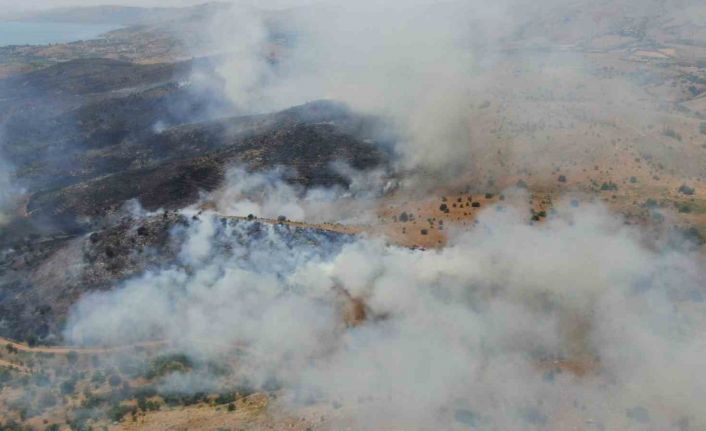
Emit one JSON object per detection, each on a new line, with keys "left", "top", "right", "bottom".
{"left": 137, "top": 395, "right": 160, "bottom": 412}
{"left": 162, "top": 392, "right": 208, "bottom": 407}
{"left": 91, "top": 371, "right": 105, "bottom": 385}
{"left": 108, "top": 374, "right": 122, "bottom": 387}
{"left": 600, "top": 181, "right": 618, "bottom": 191}
{"left": 81, "top": 391, "right": 109, "bottom": 409}
{"left": 643, "top": 198, "right": 658, "bottom": 208}
{"left": 684, "top": 227, "right": 705, "bottom": 246}
{"left": 60, "top": 378, "right": 76, "bottom": 395}
{"left": 215, "top": 393, "right": 236, "bottom": 405}
{"left": 108, "top": 403, "right": 136, "bottom": 422}
{"left": 663, "top": 127, "right": 682, "bottom": 141}
{"left": 678, "top": 184, "right": 695, "bottom": 195}
{"left": 146, "top": 354, "right": 193, "bottom": 379}
{"left": 37, "top": 392, "right": 57, "bottom": 410}
{"left": 678, "top": 203, "right": 692, "bottom": 213}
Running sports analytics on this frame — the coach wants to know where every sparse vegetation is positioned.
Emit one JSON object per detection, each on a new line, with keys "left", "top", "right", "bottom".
{"left": 108, "top": 402, "right": 137, "bottom": 422}
{"left": 108, "top": 373, "right": 122, "bottom": 387}
{"left": 663, "top": 127, "right": 682, "bottom": 141}
{"left": 59, "top": 378, "right": 77, "bottom": 395}
{"left": 146, "top": 354, "right": 193, "bottom": 379}
{"left": 678, "top": 184, "right": 695, "bottom": 196}
{"left": 600, "top": 181, "right": 618, "bottom": 191}
{"left": 643, "top": 199, "right": 658, "bottom": 208}
{"left": 678, "top": 203, "right": 692, "bottom": 213}
{"left": 215, "top": 392, "right": 236, "bottom": 405}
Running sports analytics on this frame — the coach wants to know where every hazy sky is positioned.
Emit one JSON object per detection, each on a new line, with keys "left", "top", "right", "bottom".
{"left": 0, "top": 0, "right": 199, "bottom": 10}
{"left": 0, "top": 0, "right": 323, "bottom": 13}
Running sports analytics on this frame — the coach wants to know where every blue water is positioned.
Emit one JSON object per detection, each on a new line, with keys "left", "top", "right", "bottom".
{"left": 0, "top": 21, "right": 121, "bottom": 47}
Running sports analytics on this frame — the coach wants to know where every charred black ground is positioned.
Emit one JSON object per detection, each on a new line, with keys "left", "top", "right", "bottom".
{"left": 0, "top": 54, "right": 387, "bottom": 343}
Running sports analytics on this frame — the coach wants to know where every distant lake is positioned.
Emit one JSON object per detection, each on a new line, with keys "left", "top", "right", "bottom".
{"left": 0, "top": 21, "right": 121, "bottom": 47}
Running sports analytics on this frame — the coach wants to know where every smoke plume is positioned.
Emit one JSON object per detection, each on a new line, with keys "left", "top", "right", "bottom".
{"left": 209, "top": 165, "right": 391, "bottom": 224}
{"left": 64, "top": 198, "right": 706, "bottom": 430}
{"left": 205, "top": 1, "right": 490, "bottom": 178}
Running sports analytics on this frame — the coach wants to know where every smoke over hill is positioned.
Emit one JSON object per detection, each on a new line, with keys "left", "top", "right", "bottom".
{"left": 2, "top": 1, "right": 706, "bottom": 430}
{"left": 64, "top": 199, "right": 706, "bottom": 430}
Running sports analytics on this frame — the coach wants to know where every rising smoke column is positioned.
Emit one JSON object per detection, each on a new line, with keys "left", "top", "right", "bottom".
{"left": 203, "top": 1, "right": 509, "bottom": 178}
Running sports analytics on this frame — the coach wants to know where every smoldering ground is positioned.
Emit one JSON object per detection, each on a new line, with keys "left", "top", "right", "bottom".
{"left": 63, "top": 195, "right": 706, "bottom": 430}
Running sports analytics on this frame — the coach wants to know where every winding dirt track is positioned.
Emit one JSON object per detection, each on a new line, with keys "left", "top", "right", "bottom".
{"left": 0, "top": 358, "right": 29, "bottom": 373}
{"left": 0, "top": 337, "right": 166, "bottom": 356}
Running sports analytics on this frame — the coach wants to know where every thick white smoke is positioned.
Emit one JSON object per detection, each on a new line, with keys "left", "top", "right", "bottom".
{"left": 197, "top": 0, "right": 706, "bottom": 188}
{"left": 64, "top": 200, "right": 706, "bottom": 430}
{"left": 205, "top": 1, "right": 502, "bottom": 176}
{"left": 209, "top": 165, "right": 390, "bottom": 224}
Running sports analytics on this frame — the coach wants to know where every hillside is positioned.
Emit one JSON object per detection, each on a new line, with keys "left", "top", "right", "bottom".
{"left": 2, "top": 1, "right": 706, "bottom": 431}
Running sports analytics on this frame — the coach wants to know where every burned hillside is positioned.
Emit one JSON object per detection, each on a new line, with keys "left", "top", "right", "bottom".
{"left": 0, "top": 211, "right": 354, "bottom": 344}
{"left": 0, "top": 55, "right": 388, "bottom": 237}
